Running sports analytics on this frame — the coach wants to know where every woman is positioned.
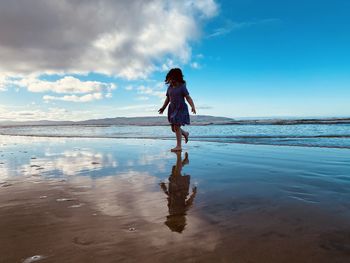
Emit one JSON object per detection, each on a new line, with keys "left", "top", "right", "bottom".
{"left": 158, "top": 68, "right": 196, "bottom": 152}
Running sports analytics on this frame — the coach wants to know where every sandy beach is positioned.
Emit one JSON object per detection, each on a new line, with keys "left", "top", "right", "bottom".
{"left": 1, "top": 135, "right": 350, "bottom": 263}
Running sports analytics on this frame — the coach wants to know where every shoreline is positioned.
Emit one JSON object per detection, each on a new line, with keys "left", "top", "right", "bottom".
{"left": 1, "top": 134, "right": 350, "bottom": 150}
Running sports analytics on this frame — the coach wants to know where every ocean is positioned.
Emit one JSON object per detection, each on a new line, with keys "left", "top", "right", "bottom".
{"left": 1, "top": 123, "right": 350, "bottom": 148}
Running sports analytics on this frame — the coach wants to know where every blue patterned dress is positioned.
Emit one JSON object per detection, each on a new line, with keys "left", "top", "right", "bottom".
{"left": 166, "top": 84, "right": 190, "bottom": 126}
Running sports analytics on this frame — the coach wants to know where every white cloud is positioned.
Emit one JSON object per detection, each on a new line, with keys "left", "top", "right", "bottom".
{"left": 190, "top": 62, "right": 201, "bottom": 69}
{"left": 161, "top": 58, "right": 178, "bottom": 72}
{"left": 190, "top": 0, "right": 219, "bottom": 18}
{"left": 137, "top": 83, "right": 166, "bottom": 99}
{"left": 0, "top": 0, "right": 218, "bottom": 80}
{"left": 0, "top": 74, "right": 11, "bottom": 91}
{"left": 2, "top": 75, "right": 116, "bottom": 102}
{"left": 43, "top": 93, "right": 104, "bottom": 103}
{"left": 0, "top": 101, "right": 164, "bottom": 122}
{"left": 135, "top": 96, "right": 150, "bottom": 101}
{"left": 0, "top": 85, "right": 6, "bottom": 92}
{"left": 137, "top": 86, "right": 154, "bottom": 95}
{"left": 0, "top": 106, "right": 91, "bottom": 122}
{"left": 15, "top": 76, "right": 117, "bottom": 94}
{"left": 207, "top": 18, "right": 281, "bottom": 38}
{"left": 124, "top": 85, "right": 134, "bottom": 91}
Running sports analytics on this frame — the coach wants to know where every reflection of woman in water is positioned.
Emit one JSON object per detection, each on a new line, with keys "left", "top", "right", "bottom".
{"left": 160, "top": 151, "right": 197, "bottom": 233}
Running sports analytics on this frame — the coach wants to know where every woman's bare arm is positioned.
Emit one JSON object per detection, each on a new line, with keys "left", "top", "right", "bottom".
{"left": 185, "top": 95, "right": 196, "bottom": 114}
{"left": 158, "top": 96, "right": 170, "bottom": 114}
{"left": 159, "top": 182, "right": 169, "bottom": 196}
{"left": 185, "top": 186, "right": 197, "bottom": 209}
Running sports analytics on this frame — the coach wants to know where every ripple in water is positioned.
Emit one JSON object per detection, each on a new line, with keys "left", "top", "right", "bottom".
{"left": 23, "top": 255, "right": 46, "bottom": 263}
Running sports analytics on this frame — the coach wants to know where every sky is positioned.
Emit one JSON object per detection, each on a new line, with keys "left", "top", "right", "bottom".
{"left": 0, "top": 0, "right": 349, "bottom": 121}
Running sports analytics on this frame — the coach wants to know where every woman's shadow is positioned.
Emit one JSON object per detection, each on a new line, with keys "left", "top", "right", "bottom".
{"left": 160, "top": 152, "right": 197, "bottom": 233}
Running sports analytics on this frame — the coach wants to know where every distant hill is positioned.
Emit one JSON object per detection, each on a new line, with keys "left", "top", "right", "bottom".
{"left": 0, "top": 115, "right": 236, "bottom": 127}
{"left": 0, "top": 116, "right": 349, "bottom": 127}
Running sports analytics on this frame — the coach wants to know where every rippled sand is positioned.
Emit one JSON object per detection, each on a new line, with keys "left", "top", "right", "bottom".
{"left": 0, "top": 135, "right": 350, "bottom": 263}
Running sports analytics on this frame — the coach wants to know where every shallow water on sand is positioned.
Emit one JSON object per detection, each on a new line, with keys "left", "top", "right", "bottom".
{"left": 1, "top": 135, "right": 350, "bottom": 262}
{"left": 1, "top": 123, "right": 350, "bottom": 148}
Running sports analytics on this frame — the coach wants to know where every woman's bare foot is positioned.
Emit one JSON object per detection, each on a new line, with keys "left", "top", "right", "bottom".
{"left": 171, "top": 146, "right": 182, "bottom": 152}
{"left": 183, "top": 132, "right": 189, "bottom": 144}
{"left": 182, "top": 152, "right": 189, "bottom": 165}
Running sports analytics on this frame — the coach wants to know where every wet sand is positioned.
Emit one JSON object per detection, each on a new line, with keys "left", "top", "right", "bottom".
{"left": 1, "top": 135, "right": 350, "bottom": 263}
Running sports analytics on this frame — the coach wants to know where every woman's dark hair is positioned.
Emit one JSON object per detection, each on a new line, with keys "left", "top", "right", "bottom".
{"left": 165, "top": 68, "right": 186, "bottom": 85}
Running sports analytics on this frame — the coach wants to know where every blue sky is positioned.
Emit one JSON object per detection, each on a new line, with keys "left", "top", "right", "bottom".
{"left": 0, "top": 0, "right": 349, "bottom": 121}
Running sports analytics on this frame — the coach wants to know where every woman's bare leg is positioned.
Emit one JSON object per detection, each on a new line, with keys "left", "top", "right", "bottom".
{"left": 171, "top": 125, "right": 182, "bottom": 151}
{"left": 182, "top": 152, "right": 189, "bottom": 166}
{"left": 181, "top": 128, "right": 189, "bottom": 143}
